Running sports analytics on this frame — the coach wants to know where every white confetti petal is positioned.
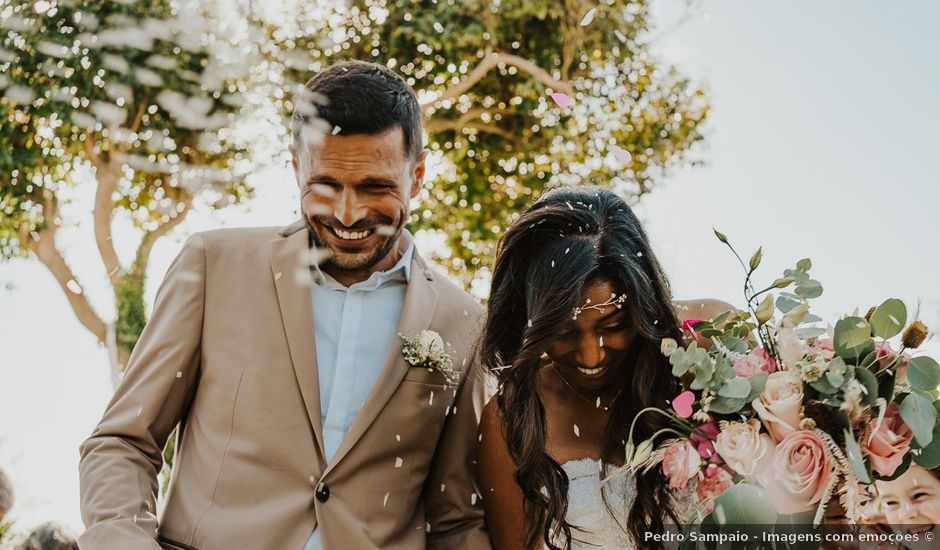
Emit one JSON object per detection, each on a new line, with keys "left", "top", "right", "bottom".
{"left": 471, "top": 493, "right": 478, "bottom": 505}
{"left": 332, "top": 125, "right": 342, "bottom": 135}
{"left": 440, "top": 484, "right": 446, "bottom": 492}
{"left": 274, "top": 272, "right": 282, "bottom": 280}
{"left": 396, "top": 434, "right": 401, "bottom": 442}
{"left": 429, "top": 391, "right": 434, "bottom": 405}
{"left": 395, "top": 457, "right": 403, "bottom": 468}
{"left": 574, "top": 424, "right": 580, "bottom": 437}
{"left": 136, "top": 407, "right": 143, "bottom": 417}
{"left": 383, "top": 492, "right": 390, "bottom": 507}
{"left": 66, "top": 279, "right": 83, "bottom": 294}
{"left": 176, "top": 371, "right": 182, "bottom": 378}
{"left": 580, "top": 7, "right": 597, "bottom": 26}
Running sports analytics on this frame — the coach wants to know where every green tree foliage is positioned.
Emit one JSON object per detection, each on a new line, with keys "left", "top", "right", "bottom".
{"left": 265, "top": 0, "right": 709, "bottom": 281}
{"left": 0, "top": 0, "right": 257, "bottom": 381}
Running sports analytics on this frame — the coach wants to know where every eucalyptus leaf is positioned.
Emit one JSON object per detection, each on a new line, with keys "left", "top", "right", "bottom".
{"left": 776, "top": 295, "right": 802, "bottom": 314}
{"left": 854, "top": 366, "right": 879, "bottom": 407}
{"left": 796, "top": 258, "right": 812, "bottom": 271}
{"left": 718, "top": 377, "right": 752, "bottom": 399}
{"left": 712, "top": 483, "right": 778, "bottom": 525}
{"left": 834, "top": 317, "right": 874, "bottom": 362}
{"left": 746, "top": 372, "right": 768, "bottom": 402}
{"left": 709, "top": 396, "right": 748, "bottom": 414}
{"left": 869, "top": 299, "right": 907, "bottom": 339}
{"left": 796, "top": 326, "right": 827, "bottom": 339}
{"left": 913, "top": 402, "right": 940, "bottom": 469}
{"left": 908, "top": 356, "right": 940, "bottom": 392}
{"left": 795, "top": 279, "right": 823, "bottom": 299}
{"left": 843, "top": 428, "right": 872, "bottom": 483}
{"left": 900, "top": 391, "right": 937, "bottom": 447}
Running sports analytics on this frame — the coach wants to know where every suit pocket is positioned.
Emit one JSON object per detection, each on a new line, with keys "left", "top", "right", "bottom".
{"left": 158, "top": 535, "right": 199, "bottom": 550}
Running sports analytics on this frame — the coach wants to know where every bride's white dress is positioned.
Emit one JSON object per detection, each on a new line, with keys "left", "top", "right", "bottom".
{"left": 551, "top": 458, "right": 638, "bottom": 549}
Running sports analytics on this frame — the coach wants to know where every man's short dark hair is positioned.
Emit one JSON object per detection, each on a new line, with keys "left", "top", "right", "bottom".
{"left": 292, "top": 60, "right": 423, "bottom": 161}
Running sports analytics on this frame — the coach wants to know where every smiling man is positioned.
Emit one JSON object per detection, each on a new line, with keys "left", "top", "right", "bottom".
{"left": 79, "top": 61, "right": 490, "bottom": 550}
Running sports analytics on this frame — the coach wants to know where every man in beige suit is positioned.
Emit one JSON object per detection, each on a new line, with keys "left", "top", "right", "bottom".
{"left": 79, "top": 61, "right": 490, "bottom": 549}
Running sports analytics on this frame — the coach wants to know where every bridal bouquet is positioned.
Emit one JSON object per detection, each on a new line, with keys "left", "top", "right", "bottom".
{"left": 624, "top": 230, "right": 938, "bottom": 529}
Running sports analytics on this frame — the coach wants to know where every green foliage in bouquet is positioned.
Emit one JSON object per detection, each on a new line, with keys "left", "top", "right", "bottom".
{"left": 622, "top": 230, "right": 939, "bottom": 538}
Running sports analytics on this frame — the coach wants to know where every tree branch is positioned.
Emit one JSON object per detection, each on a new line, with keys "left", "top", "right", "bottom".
{"left": 27, "top": 192, "right": 108, "bottom": 344}
{"left": 420, "top": 50, "right": 573, "bottom": 113}
{"left": 133, "top": 195, "right": 192, "bottom": 275}
{"left": 93, "top": 156, "right": 124, "bottom": 284}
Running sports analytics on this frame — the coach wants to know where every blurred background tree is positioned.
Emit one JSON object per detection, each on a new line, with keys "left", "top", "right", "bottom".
{"left": 0, "top": 0, "right": 259, "bottom": 385}
{"left": 262, "top": 0, "right": 710, "bottom": 286}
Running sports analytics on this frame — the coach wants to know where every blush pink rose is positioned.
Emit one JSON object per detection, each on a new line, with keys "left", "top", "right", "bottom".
{"left": 752, "top": 372, "right": 803, "bottom": 443}
{"left": 733, "top": 348, "right": 778, "bottom": 377}
{"left": 662, "top": 441, "right": 700, "bottom": 490}
{"left": 864, "top": 402, "right": 913, "bottom": 477}
{"left": 696, "top": 465, "right": 734, "bottom": 513}
{"left": 766, "top": 430, "right": 835, "bottom": 515}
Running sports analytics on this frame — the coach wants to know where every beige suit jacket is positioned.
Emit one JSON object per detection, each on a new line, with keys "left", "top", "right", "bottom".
{"left": 78, "top": 221, "right": 490, "bottom": 550}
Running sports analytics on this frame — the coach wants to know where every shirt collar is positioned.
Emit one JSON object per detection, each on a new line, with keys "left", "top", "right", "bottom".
{"left": 312, "top": 230, "right": 414, "bottom": 290}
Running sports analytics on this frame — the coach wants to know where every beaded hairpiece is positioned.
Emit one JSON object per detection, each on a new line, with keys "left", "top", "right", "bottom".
{"left": 571, "top": 292, "right": 628, "bottom": 320}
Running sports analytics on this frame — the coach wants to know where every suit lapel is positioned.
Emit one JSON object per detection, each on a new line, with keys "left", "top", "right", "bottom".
{"left": 325, "top": 255, "right": 439, "bottom": 473}
{"left": 270, "top": 222, "right": 325, "bottom": 462}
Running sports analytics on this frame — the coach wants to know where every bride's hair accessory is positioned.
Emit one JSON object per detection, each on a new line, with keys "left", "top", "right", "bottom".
{"left": 572, "top": 292, "right": 627, "bottom": 320}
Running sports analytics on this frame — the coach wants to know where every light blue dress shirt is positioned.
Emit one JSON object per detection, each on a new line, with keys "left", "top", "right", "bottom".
{"left": 304, "top": 233, "right": 414, "bottom": 550}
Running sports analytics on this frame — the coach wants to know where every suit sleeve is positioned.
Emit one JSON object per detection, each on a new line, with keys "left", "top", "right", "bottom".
{"left": 78, "top": 233, "right": 206, "bottom": 549}
{"left": 424, "top": 328, "right": 493, "bottom": 550}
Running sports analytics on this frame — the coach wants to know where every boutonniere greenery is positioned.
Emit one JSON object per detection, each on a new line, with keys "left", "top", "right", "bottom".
{"left": 401, "top": 330, "right": 459, "bottom": 385}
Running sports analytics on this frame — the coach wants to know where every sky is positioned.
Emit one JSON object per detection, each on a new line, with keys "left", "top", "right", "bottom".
{"left": 1, "top": 0, "right": 939, "bottom": 536}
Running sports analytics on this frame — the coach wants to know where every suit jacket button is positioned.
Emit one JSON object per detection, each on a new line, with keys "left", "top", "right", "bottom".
{"left": 316, "top": 483, "right": 330, "bottom": 502}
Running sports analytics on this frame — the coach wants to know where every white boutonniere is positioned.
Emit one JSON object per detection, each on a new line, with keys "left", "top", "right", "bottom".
{"left": 401, "top": 330, "right": 459, "bottom": 385}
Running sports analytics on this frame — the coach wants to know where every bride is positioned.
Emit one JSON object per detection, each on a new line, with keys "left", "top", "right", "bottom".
{"left": 476, "top": 185, "right": 730, "bottom": 549}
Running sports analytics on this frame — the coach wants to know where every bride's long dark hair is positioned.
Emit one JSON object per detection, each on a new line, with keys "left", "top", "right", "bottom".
{"left": 480, "top": 185, "right": 683, "bottom": 549}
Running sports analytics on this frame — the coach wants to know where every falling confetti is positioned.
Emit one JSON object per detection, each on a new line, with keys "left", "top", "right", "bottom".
{"left": 574, "top": 424, "right": 581, "bottom": 437}
{"left": 596, "top": 397, "right": 601, "bottom": 409}
{"left": 274, "top": 272, "right": 282, "bottom": 280}
{"left": 551, "top": 260, "right": 555, "bottom": 268}
{"left": 580, "top": 7, "right": 597, "bottom": 26}
{"left": 440, "top": 484, "right": 446, "bottom": 492}
{"left": 549, "top": 92, "right": 572, "bottom": 108}
{"left": 565, "top": 248, "right": 570, "bottom": 254}
{"left": 610, "top": 144, "right": 632, "bottom": 164}
{"left": 136, "top": 407, "right": 142, "bottom": 417}
{"left": 66, "top": 279, "right": 83, "bottom": 294}
{"left": 636, "top": 252, "right": 643, "bottom": 258}
{"left": 471, "top": 493, "right": 479, "bottom": 505}
{"left": 176, "top": 371, "right": 182, "bottom": 378}
{"left": 332, "top": 125, "right": 342, "bottom": 135}
{"left": 132, "top": 514, "right": 138, "bottom": 524}
{"left": 599, "top": 336, "right": 604, "bottom": 347}
{"left": 429, "top": 391, "right": 434, "bottom": 405}
{"left": 383, "top": 492, "right": 390, "bottom": 507}
{"left": 395, "top": 457, "right": 403, "bottom": 468}
{"left": 527, "top": 319, "right": 533, "bottom": 328}
{"left": 396, "top": 434, "right": 401, "bottom": 442}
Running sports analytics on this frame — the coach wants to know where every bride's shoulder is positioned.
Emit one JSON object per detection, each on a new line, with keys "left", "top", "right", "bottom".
{"left": 672, "top": 298, "right": 738, "bottom": 323}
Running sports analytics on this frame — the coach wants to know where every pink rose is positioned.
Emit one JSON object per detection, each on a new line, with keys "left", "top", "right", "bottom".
{"left": 662, "top": 441, "right": 700, "bottom": 490}
{"left": 733, "top": 348, "right": 778, "bottom": 377}
{"left": 767, "top": 430, "right": 835, "bottom": 515}
{"left": 752, "top": 371, "right": 803, "bottom": 443}
{"left": 690, "top": 422, "right": 724, "bottom": 465}
{"left": 864, "top": 402, "right": 913, "bottom": 477}
{"left": 714, "top": 419, "right": 775, "bottom": 481}
{"left": 696, "top": 465, "right": 734, "bottom": 513}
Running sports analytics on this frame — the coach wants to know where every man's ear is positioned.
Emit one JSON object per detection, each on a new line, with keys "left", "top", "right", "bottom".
{"left": 410, "top": 149, "right": 428, "bottom": 198}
